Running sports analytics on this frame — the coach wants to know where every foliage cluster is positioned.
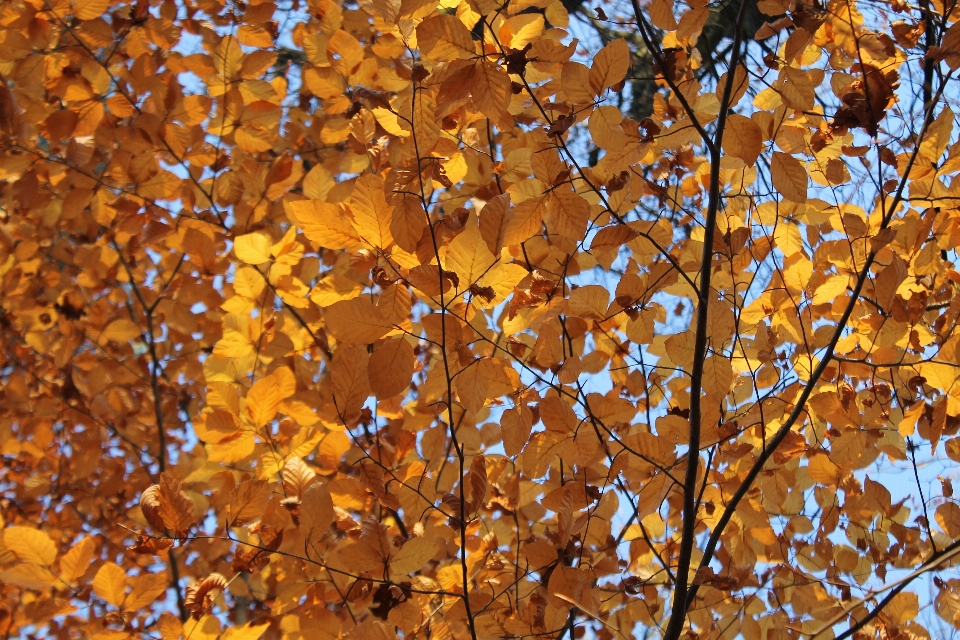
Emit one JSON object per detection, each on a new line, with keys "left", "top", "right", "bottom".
{"left": 2, "top": 0, "right": 960, "bottom": 637}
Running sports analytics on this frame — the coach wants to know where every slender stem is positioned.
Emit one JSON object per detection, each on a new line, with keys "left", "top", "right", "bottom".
{"left": 683, "top": 69, "right": 953, "bottom": 617}
{"left": 407, "top": 73, "right": 479, "bottom": 640}
{"left": 661, "top": 2, "right": 749, "bottom": 638}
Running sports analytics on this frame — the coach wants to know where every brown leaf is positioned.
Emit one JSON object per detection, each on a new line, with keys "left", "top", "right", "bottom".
{"left": 184, "top": 574, "right": 228, "bottom": 619}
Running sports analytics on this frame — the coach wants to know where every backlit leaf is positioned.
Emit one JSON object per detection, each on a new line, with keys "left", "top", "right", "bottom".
{"left": 286, "top": 200, "right": 361, "bottom": 250}
{"left": 5, "top": 526, "right": 57, "bottom": 566}
{"left": 93, "top": 562, "right": 127, "bottom": 607}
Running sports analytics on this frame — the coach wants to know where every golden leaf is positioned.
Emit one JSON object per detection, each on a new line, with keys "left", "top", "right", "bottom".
{"left": 286, "top": 200, "right": 361, "bottom": 250}
{"left": 444, "top": 225, "right": 497, "bottom": 288}
{"left": 350, "top": 173, "right": 395, "bottom": 249}
{"left": 93, "top": 562, "right": 127, "bottom": 607}
{"left": 300, "top": 483, "right": 335, "bottom": 543}
{"left": 472, "top": 61, "right": 512, "bottom": 121}
{"left": 4, "top": 526, "right": 57, "bottom": 566}
{"left": 324, "top": 297, "right": 393, "bottom": 345}
{"left": 0, "top": 564, "right": 58, "bottom": 590}
{"left": 771, "top": 151, "right": 808, "bottom": 202}
{"left": 59, "top": 537, "right": 96, "bottom": 584}
{"left": 416, "top": 15, "right": 478, "bottom": 61}
{"left": 124, "top": 573, "right": 169, "bottom": 611}
{"left": 721, "top": 114, "right": 762, "bottom": 166}
{"left": 389, "top": 537, "right": 439, "bottom": 576}
{"left": 589, "top": 39, "right": 630, "bottom": 95}
{"left": 368, "top": 336, "right": 415, "bottom": 399}
{"left": 157, "top": 473, "right": 197, "bottom": 533}
{"left": 331, "top": 344, "right": 371, "bottom": 424}
{"left": 233, "top": 233, "right": 272, "bottom": 265}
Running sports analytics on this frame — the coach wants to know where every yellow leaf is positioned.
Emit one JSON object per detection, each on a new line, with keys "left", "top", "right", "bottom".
{"left": 546, "top": 189, "right": 590, "bottom": 241}
{"left": 476, "top": 262, "right": 527, "bottom": 307}
{"left": 324, "top": 297, "right": 392, "bottom": 345}
{"left": 590, "top": 225, "right": 639, "bottom": 250}
{"left": 701, "top": 355, "right": 733, "bottom": 398}
{"left": 521, "top": 431, "right": 565, "bottom": 479}
{"left": 588, "top": 106, "right": 625, "bottom": 151}
{"left": 184, "top": 614, "right": 222, "bottom": 640}
{"left": 59, "top": 537, "right": 96, "bottom": 583}
{"left": 456, "top": 358, "right": 520, "bottom": 413}
{"left": 416, "top": 14, "right": 477, "bottom": 61}
{"left": 331, "top": 344, "right": 371, "bottom": 424}
{"left": 93, "top": 562, "right": 127, "bottom": 607}
{"left": 501, "top": 405, "right": 534, "bottom": 457}
{"left": 444, "top": 225, "right": 497, "bottom": 288}
{"left": 102, "top": 318, "right": 142, "bottom": 343}
{"left": 721, "top": 114, "right": 762, "bottom": 166}
{"left": 246, "top": 376, "right": 282, "bottom": 428}
{"left": 812, "top": 274, "right": 850, "bottom": 305}
{"left": 649, "top": 0, "right": 678, "bottom": 30}
{"left": 561, "top": 61, "right": 593, "bottom": 105}
{"left": 413, "top": 88, "right": 441, "bottom": 155}
{"left": 328, "top": 29, "right": 364, "bottom": 75}
{"left": 884, "top": 592, "right": 919, "bottom": 626}
{"left": 303, "top": 163, "right": 335, "bottom": 200}
{"left": 520, "top": 539, "right": 558, "bottom": 570}
{"left": 502, "top": 196, "right": 545, "bottom": 247}
{"left": 286, "top": 200, "right": 361, "bottom": 250}
{"left": 158, "top": 473, "right": 197, "bottom": 532}
{"left": 539, "top": 395, "right": 578, "bottom": 433}
{"left": 589, "top": 39, "right": 629, "bottom": 95}
{"left": 300, "top": 483, "right": 335, "bottom": 543}
{"left": 237, "top": 24, "right": 274, "bottom": 47}
{"left": 899, "top": 402, "right": 925, "bottom": 438}
{"left": 807, "top": 454, "right": 841, "bottom": 486}
{"left": 317, "top": 431, "right": 351, "bottom": 470}
{"left": 501, "top": 14, "right": 544, "bottom": 49}
{"left": 233, "top": 232, "right": 272, "bottom": 265}
{"left": 389, "top": 537, "right": 439, "bottom": 576}
{"left": 310, "top": 273, "right": 363, "bottom": 307}
{"left": 368, "top": 337, "right": 415, "bottom": 399}
{"left": 937, "top": 502, "right": 960, "bottom": 537}
{"left": 123, "top": 573, "right": 168, "bottom": 611}
{"left": 74, "top": 0, "right": 109, "bottom": 21}
{"left": 350, "top": 173, "right": 394, "bottom": 249}
{"left": 0, "top": 564, "right": 58, "bottom": 590}
{"left": 303, "top": 66, "right": 347, "bottom": 100}
{"left": 771, "top": 151, "right": 808, "bottom": 202}
{"left": 220, "top": 623, "right": 271, "bottom": 640}
{"left": 244, "top": 367, "right": 295, "bottom": 428}
{"left": 5, "top": 526, "right": 57, "bottom": 566}
{"left": 328, "top": 477, "right": 367, "bottom": 510}
{"left": 194, "top": 410, "right": 242, "bottom": 444}
{"left": 228, "top": 479, "right": 272, "bottom": 527}
{"left": 472, "top": 61, "right": 512, "bottom": 121}
{"left": 917, "top": 362, "right": 960, "bottom": 393}
{"left": 566, "top": 285, "right": 610, "bottom": 320}
{"left": 333, "top": 541, "right": 383, "bottom": 573}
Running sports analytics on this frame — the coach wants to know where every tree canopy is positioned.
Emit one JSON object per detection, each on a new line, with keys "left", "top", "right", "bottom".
{"left": 2, "top": 0, "right": 960, "bottom": 638}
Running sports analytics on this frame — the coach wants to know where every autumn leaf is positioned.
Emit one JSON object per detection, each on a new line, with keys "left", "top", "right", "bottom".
{"left": 59, "top": 537, "right": 96, "bottom": 584}
{"left": 286, "top": 200, "right": 361, "bottom": 250}
{"left": 589, "top": 39, "right": 630, "bottom": 95}
{"left": 4, "top": 527, "right": 57, "bottom": 566}
{"left": 444, "top": 224, "right": 497, "bottom": 288}
{"left": 1, "top": 0, "right": 957, "bottom": 636}
{"left": 771, "top": 151, "right": 808, "bottom": 202}
{"left": 368, "top": 336, "right": 416, "bottom": 399}
{"left": 234, "top": 233, "right": 273, "bottom": 265}
{"left": 93, "top": 562, "right": 127, "bottom": 607}
{"left": 390, "top": 537, "right": 439, "bottom": 576}
{"left": 324, "top": 297, "right": 393, "bottom": 345}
